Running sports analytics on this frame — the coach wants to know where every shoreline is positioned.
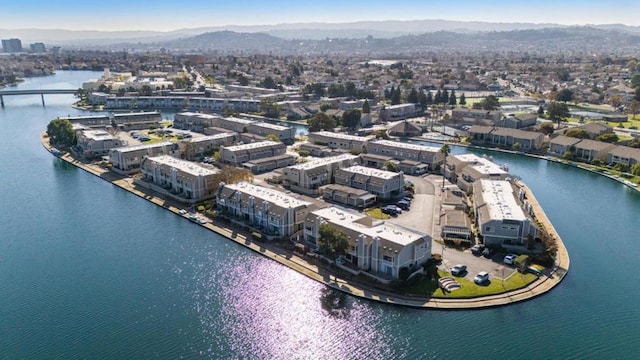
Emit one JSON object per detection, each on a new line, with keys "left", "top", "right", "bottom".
{"left": 41, "top": 133, "right": 569, "bottom": 309}
{"left": 407, "top": 136, "right": 640, "bottom": 193}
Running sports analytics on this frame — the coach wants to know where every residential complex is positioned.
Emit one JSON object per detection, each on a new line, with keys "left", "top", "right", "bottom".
{"left": 108, "top": 141, "right": 176, "bottom": 175}
{"left": 304, "top": 206, "right": 431, "bottom": 280}
{"left": 216, "top": 182, "right": 313, "bottom": 237}
{"left": 334, "top": 165, "right": 404, "bottom": 200}
{"left": 308, "top": 131, "right": 370, "bottom": 151}
{"left": 140, "top": 155, "right": 219, "bottom": 202}
{"left": 468, "top": 126, "right": 544, "bottom": 151}
{"left": 367, "top": 139, "right": 444, "bottom": 170}
{"left": 473, "top": 179, "right": 537, "bottom": 250}
{"left": 282, "top": 154, "right": 359, "bottom": 196}
{"left": 178, "top": 133, "right": 237, "bottom": 160}
{"left": 219, "top": 140, "right": 288, "bottom": 166}
{"left": 444, "top": 154, "right": 509, "bottom": 193}
{"left": 76, "top": 129, "right": 125, "bottom": 158}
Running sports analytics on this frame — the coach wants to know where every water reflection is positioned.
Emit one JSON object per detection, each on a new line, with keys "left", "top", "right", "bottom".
{"left": 319, "top": 287, "right": 351, "bottom": 319}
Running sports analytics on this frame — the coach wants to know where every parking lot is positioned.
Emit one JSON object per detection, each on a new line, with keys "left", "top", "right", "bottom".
{"left": 439, "top": 247, "right": 518, "bottom": 281}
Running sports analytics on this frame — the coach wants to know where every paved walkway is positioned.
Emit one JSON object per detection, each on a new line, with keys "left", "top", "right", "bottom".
{"left": 41, "top": 134, "right": 570, "bottom": 309}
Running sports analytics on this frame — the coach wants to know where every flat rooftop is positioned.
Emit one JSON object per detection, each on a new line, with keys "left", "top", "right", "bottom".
{"left": 371, "top": 139, "right": 440, "bottom": 152}
{"left": 222, "top": 116, "right": 255, "bottom": 125}
{"left": 479, "top": 179, "right": 526, "bottom": 221}
{"left": 222, "top": 140, "right": 280, "bottom": 151}
{"left": 311, "top": 131, "right": 370, "bottom": 142}
{"left": 182, "top": 133, "right": 235, "bottom": 143}
{"left": 147, "top": 155, "right": 218, "bottom": 176}
{"left": 82, "top": 130, "right": 117, "bottom": 141}
{"left": 453, "top": 154, "right": 507, "bottom": 175}
{"left": 288, "top": 154, "right": 358, "bottom": 170}
{"left": 340, "top": 165, "right": 397, "bottom": 179}
{"left": 249, "top": 122, "right": 291, "bottom": 131}
{"left": 111, "top": 141, "right": 173, "bottom": 153}
{"left": 313, "top": 206, "right": 426, "bottom": 246}
{"left": 226, "top": 182, "right": 311, "bottom": 208}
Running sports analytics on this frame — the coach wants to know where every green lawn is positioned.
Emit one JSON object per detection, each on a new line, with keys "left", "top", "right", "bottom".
{"left": 365, "top": 208, "right": 390, "bottom": 219}
{"left": 400, "top": 270, "right": 538, "bottom": 299}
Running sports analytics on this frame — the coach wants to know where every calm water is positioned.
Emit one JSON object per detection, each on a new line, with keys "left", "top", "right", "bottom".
{"left": 1, "top": 72, "right": 640, "bottom": 359}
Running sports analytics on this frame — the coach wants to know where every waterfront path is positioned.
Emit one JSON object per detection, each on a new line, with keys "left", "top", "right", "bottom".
{"left": 42, "top": 134, "right": 569, "bottom": 309}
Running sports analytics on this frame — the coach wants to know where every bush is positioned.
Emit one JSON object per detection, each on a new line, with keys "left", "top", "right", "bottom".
{"left": 399, "top": 266, "right": 410, "bottom": 281}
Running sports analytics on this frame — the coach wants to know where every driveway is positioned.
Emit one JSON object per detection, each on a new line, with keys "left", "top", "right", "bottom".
{"left": 387, "top": 175, "right": 435, "bottom": 234}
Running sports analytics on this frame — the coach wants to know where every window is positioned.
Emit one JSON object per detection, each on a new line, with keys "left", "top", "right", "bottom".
{"left": 383, "top": 255, "right": 392, "bottom": 262}
{"left": 485, "top": 226, "right": 493, "bottom": 233}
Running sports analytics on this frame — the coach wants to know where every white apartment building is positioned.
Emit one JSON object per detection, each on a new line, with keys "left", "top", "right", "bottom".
{"left": 304, "top": 206, "right": 431, "bottom": 280}
{"left": 140, "top": 155, "right": 219, "bottom": 202}
{"left": 282, "top": 154, "right": 359, "bottom": 195}
{"left": 334, "top": 165, "right": 404, "bottom": 200}
{"left": 109, "top": 141, "right": 176, "bottom": 175}
{"left": 367, "top": 140, "right": 444, "bottom": 170}
{"left": 216, "top": 182, "right": 313, "bottom": 237}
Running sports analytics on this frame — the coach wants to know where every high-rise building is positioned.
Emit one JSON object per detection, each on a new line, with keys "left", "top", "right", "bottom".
{"left": 29, "top": 42, "right": 46, "bottom": 53}
{"left": 1, "top": 38, "right": 23, "bottom": 53}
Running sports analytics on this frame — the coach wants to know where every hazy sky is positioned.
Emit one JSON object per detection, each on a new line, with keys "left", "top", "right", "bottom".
{"left": 2, "top": 0, "right": 640, "bottom": 31}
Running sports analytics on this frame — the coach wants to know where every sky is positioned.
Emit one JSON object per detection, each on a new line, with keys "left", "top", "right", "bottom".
{"left": 2, "top": 0, "right": 640, "bottom": 31}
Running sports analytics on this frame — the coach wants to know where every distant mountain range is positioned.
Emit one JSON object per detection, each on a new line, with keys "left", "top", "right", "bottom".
{"left": 3, "top": 19, "right": 640, "bottom": 45}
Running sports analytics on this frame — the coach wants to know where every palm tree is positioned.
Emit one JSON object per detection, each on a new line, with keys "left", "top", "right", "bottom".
{"left": 440, "top": 143, "right": 451, "bottom": 190}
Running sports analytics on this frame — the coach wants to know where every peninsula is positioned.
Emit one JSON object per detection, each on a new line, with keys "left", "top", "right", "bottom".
{"left": 42, "top": 112, "right": 569, "bottom": 309}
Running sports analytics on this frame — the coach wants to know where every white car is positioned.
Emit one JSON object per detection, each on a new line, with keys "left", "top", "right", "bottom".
{"left": 451, "top": 264, "right": 467, "bottom": 276}
{"left": 474, "top": 271, "right": 490, "bottom": 285}
{"left": 178, "top": 209, "right": 187, "bottom": 215}
{"left": 503, "top": 254, "right": 518, "bottom": 265}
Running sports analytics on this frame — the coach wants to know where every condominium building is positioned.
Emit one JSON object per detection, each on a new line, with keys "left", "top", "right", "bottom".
{"left": 216, "top": 182, "right": 313, "bottom": 237}
{"left": 219, "top": 140, "right": 286, "bottom": 166}
{"left": 140, "top": 155, "right": 219, "bottom": 202}
{"left": 304, "top": 206, "right": 431, "bottom": 280}
{"left": 473, "top": 179, "right": 537, "bottom": 249}
{"left": 174, "top": 112, "right": 221, "bottom": 132}
{"left": 308, "top": 131, "right": 370, "bottom": 151}
{"left": 76, "top": 129, "right": 125, "bottom": 158}
{"left": 444, "top": 154, "right": 509, "bottom": 193}
{"left": 282, "top": 154, "right": 359, "bottom": 196}
{"left": 367, "top": 139, "right": 444, "bottom": 170}
{"left": 178, "top": 133, "right": 237, "bottom": 160}
{"left": 334, "top": 165, "right": 404, "bottom": 200}
{"left": 212, "top": 116, "right": 255, "bottom": 133}
{"left": 1, "top": 38, "right": 22, "bottom": 53}
{"left": 247, "top": 122, "right": 296, "bottom": 144}
{"left": 109, "top": 141, "right": 176, "bottom": 175}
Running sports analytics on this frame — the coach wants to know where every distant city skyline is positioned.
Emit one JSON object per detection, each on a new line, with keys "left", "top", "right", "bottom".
{"left": 2, "top": 0, "right": 640, "bottom": 31}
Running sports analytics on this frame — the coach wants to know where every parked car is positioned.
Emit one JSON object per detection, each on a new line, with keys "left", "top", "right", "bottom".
{"left": 474, "top": 271, "right": 490, "bottom": 285}
{"left": 381, "top": 205, "right": 402, "bottom": 215}
{"left": 396, "top": 200, "right": 410, "bottom": 210}
{"left": 451, "top": 264, "right": 467, "bottom": 276}
{"left": 471, "top": 244, "right": 485, "bottom": 255}
{"left": 482, "top": 248, "right": 497, "bottom": 259}
{"left": 526, "top": 266, "right": 542, "bottom": 276}
{"left": 503, "top": 254, "right": 518, "bottom": 265}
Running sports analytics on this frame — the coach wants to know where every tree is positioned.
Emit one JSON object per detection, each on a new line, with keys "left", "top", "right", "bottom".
{"left": 391, "top": 86, "right": 401, "bottom": 105}
{"left": 546, "top": 101, "right": 570, "bottom": 128}
{"left": 140, "top": 85, "right": 153, "bottom": 96}
{"left": 317, "top": 224, "right": 349, "bottom": 262}
{"left": 440, "top": 143, "right": 450, "bottom": 190}
{"left": 265, "top": 134, "right": 281, "bottom": 142}
{"left": 479, "top": 95, "right": 500, "bottom": 110}
{"left": 459, "top": 93, "right": 466, "bottom": 106}
{"left": 260, "top": 98, "right": 281, "bottom": 118}
{"left": 384, "top": 160, "right": 398, "bottom": 172}
{"left": 342, "top": 109, "right": 361, "bottom": 129}
{"left": 434, "top": 89, "right": 442, "bottom": 104}
{"left": 426, "top": 91, "right": 434, "bottom": 105}
{"left": 418, "top": 91, "right": 428, "bottom": 109}
{"left": 448, "top": 90, "right": 457, "bottom": 106}
{"left": 556, "top": 88, "right": 574, "bottom": 103}
{"left": 540, "top": 122, "right": 555, "bottom": 135}
{"left": 362, "top": 99, "right": 370, "bottom": 114}
{"left": 261, "top": 76, "right": 277, "bottom": 89}
{"left": 407, "top": 88, "right": 419, "bottom": 104}
{"left": 47, "top": 118, "right": 76, "bottom": 148}
{"left": 538, "top": 105, "right": 545, "bottom": 116}
{"left": 631, "top": 163, "right": 640, "bottom": 176}
{"left": 595, "top": 133, "right": 619, "bottom": 143}
{"left": 308, "top": 112, "right": 336, "bottom": 132}
{"left": 564, "top": 128, "right": 590, "bottom": 139}
{"left": 238, "top": 74, "right": 249, "bottom": 86}
{"left": 441, "top": 89, "right": 449, "bottom": 105}
{"left": 627, "top": 99, "right": 640, "bottom": 119}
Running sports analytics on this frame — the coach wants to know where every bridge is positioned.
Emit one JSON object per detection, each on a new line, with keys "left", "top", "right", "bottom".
{"left": 0, "top": 89, "right": 78, "bottom": 107}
